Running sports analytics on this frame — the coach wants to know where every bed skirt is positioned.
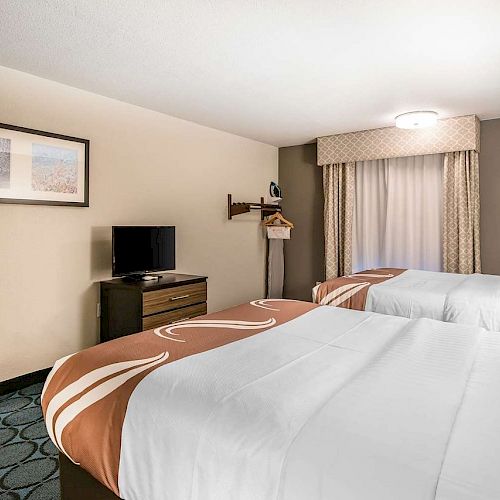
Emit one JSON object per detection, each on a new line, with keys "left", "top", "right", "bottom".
{"left": 59, "top": 453, "right": 120, "bottom": 500}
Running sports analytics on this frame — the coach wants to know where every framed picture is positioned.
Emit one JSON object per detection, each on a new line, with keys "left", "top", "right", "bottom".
{"left": 0, "top": 122, "right": 89, "bottom": 207}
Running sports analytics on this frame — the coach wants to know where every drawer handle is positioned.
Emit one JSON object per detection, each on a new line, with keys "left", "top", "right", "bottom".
{"left": 171, "top": 317, "right": 191, "bottom": 324}
{"left": 170, "top": 294, "right": 190, "bottom": 301}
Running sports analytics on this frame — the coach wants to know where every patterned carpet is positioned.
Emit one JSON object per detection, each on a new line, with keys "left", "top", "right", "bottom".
{"left": 0, "top": 383, "right": 60, "bottom": 499}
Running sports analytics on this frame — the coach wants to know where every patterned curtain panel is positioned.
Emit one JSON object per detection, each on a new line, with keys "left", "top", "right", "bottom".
{"left": 323, "top": 162, "right": 355, "bottom": 279}
{"left": 443, "top": 150, "right": 481, "bottom": 274}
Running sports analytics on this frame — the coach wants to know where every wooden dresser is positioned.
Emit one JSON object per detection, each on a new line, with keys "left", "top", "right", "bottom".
{"left": 99, "top": 273, "right": 207, "bottom": 342}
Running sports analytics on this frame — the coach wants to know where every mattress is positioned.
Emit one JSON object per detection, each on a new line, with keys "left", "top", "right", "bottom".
{"left": 314, "top": 268, "right": 500, "bottom": 331}
{"left": 43, "top": 299, "right": 500, "bottom": 499}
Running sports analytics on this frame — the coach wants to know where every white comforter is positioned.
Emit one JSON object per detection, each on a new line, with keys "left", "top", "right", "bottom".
{"left": 365, "top": 269, "right": 500, "bottom": 331}
{"left": 117, "top": 306, "right": 500, "bottom": 499}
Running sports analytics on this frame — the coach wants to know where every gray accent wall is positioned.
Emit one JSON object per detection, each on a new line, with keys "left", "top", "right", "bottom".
{"left": 480, "top": 118, "right": 500, "bottom": 274}
{"left": 279, "top": 144, "right": 324, "bottom": 301}
{"left": 279, "top": 118, "right": 500, "bottom": 301}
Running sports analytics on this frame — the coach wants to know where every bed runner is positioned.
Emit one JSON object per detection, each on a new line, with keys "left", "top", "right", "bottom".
{"left": 313, "top": 268, "right": 406, "bottom": 309}
{"left": 41, "top": 299, "right": 316, "bottom": 496}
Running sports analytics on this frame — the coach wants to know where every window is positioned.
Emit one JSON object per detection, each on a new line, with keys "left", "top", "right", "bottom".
{"left": 352, "top": 154, "right": 443, "bottom": 272}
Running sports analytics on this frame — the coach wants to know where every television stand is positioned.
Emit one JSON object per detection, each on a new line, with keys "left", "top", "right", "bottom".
{"left": 99, "top": 273, "right": 208, "bottom": 342}
{"left": 122, "top": 274, "right": 159, "bottom": 282}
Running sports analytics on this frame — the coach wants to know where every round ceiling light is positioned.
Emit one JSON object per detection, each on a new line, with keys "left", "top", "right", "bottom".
{"left": 395, "top": 111, "right": 438, "bottom": 129}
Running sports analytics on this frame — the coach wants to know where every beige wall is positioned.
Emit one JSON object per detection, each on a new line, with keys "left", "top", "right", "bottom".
{"left": 479, "top": 118, "right": 500, "bottom": 274}
{"left": 0, "top": 66, "right": 277, "bottom": 381}
{"left": 279, "top": 144, "right": 324, "bottom": 301}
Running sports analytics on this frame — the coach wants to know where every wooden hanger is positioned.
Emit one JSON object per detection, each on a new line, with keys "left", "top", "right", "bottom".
{"left": 263, "top": 212, "right": 294, "bottom": 228}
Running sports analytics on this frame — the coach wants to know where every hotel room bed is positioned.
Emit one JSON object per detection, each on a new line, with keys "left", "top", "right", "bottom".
{"left": 43, "top": 299, "right": 500, "bottom": 500}
{"left": 313, "top": 268, "right": 500, "bottom": 331}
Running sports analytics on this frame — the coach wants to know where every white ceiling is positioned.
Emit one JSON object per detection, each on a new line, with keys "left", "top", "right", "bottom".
{"left": 1, "top": 0, "right": 500, "bottom": 147}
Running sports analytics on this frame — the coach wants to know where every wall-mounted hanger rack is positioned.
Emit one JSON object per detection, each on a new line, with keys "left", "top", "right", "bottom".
{"left": 227, "top": 193, "right": 282, "bottom": 220}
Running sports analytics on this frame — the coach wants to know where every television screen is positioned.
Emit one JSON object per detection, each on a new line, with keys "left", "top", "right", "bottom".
{"left": 112, "top": 226, "right": 175, "bottom": 276}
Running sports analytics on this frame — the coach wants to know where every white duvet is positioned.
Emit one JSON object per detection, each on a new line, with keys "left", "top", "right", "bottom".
{"left": 117, "top": 306, "right": 500, "bottom": 500}
{"left": 364, "top": 269, "right": 500, "bottom": 331}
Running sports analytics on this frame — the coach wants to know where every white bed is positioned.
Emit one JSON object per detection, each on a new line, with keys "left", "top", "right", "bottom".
{"left": 314, "top": 269, "right": 500, "bottom": 331}
{"left": 44, "top": 300, "right": 500, "bottom": 499}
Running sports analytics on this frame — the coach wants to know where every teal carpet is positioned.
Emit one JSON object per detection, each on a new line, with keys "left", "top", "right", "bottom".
{"left": 0, "top": 383, "right": 60, "bottom": 499}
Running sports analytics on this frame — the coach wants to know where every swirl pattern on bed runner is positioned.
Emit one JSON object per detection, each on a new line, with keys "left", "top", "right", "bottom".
{"left": 314, "top": 268, "right": 406, "bottom": 309}
{"left": 41, "top": 299, "right": 317, "bottom": 496}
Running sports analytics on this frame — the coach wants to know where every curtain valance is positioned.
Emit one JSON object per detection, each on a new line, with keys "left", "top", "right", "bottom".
{"left": 317, "top": 115, "right": 480, "bottom": 166}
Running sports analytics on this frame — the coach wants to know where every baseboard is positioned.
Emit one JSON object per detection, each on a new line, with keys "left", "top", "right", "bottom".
{"left": 0, "top": 367, "right": 51, "bottom": 396}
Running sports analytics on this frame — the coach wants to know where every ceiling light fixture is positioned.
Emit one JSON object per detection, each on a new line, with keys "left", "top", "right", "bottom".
{"left": 395, "top": 111, "right": 438, "bottom": 129}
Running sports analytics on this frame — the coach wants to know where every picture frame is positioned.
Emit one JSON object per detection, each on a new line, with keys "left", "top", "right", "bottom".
{"left": 0, "top": 122, "right": 89, "bottom": 207}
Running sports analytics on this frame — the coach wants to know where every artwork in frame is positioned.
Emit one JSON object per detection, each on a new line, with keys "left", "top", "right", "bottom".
{"left": 0, "top": 123, "right": 89, "bottom": 207}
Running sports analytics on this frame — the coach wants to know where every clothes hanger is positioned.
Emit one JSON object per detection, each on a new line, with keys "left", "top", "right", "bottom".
{"left": 263, "top": 212, "right": 294, "bottom": 228}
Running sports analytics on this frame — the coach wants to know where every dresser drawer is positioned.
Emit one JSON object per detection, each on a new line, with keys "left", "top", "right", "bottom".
{"left": 143, "top": 282, "right": 207, "bottom": 316}
{"left": 142, "top": 302, "right": 207, "bottom": 330}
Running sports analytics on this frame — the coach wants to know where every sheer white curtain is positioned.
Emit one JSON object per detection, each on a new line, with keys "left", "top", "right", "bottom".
{"left": 352, "top": 154, "right": 443, "bottom": 272}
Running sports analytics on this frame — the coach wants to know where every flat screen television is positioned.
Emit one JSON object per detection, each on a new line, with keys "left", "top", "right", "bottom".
{"left": 112, "top": 226, "right": 175, "bottom": 278}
